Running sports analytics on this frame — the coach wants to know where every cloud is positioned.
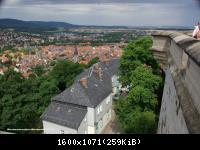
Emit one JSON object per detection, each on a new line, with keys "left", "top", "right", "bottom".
{"left": 195, "top": 0, "right": 200, "bottom": 7}
{"left": 0, "top": 0, "right": 199, "bottom": 26}
{"left": 3, "top": 0, "right": 192, "bottom": 5}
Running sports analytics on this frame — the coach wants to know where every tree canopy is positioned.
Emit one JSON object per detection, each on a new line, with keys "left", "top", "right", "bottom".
{"left": 115, "top": 37, "right": 164, "bottom": 134}
{"left": 0, "top": 60, "right": 85, "bottom": 133}
{"left": 119, "top": 37, "right": 160, "bottom": 86}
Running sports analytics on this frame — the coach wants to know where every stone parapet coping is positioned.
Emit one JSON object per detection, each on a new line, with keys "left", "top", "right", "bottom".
{"left": 151, "top": 31, "right": 200, "bottom": 66}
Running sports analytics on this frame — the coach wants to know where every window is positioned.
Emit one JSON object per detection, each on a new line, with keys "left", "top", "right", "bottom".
{"left": 106, "top": 97, "right": 111, "bottom": 104}
{"left": 107, "top": 111, "right": 109, "bottom": 120}
{"left": 97, "top": 107, "right": 100, "bottom": 115}
{"left": 99, "top": 119, "right": 103, "bottom": 128}
{"left": 111, "top": 77, "right": 114, "bottom": 82}
{"left": 60, "top": 130, "right": 64, "bottom": 134}
{"left": 85, "top": 130, "right": 87, "bottom": 134}
{"left": 100, "top": 105, "right": 102, "bottom": 112}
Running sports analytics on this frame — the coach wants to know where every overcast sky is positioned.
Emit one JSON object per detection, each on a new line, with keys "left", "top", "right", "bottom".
{"left": 0, "top": 0, "right": 200, "bottom": 27}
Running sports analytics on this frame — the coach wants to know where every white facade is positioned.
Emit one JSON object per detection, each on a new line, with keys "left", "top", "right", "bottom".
{"left": 86, "top": 94, "right": 113, "bottom": 134}
{"left": 111, "top": 75, "right": 122, "bottom": 99}
{"left": 43, "top": 120, "right": 77, "bottom": 134}
{"left": 43, "top": 94, "right": 113, "bottom": 134}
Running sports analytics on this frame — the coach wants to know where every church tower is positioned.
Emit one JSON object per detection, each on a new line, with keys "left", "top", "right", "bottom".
{"left": 73, "top": 45, "right": 79, "bottom": 63}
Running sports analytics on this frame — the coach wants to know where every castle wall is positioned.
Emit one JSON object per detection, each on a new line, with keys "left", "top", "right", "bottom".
{"left": 151, "top": 31, "right": 200, "bottom": 134}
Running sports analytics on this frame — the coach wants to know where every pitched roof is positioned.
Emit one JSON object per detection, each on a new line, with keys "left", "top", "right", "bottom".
{"left": 41, "top": 58, "right": 120, "bottom": 128}
{"left": 99, "top": 58, "right": 120, "bottom": 77}
{"left": 52, "top": 66, "right": 112, "bottom": 108}
{"left": 52, "top": 58, "right": 120, "bottom": 108}
{"left": 41, "top": 101, "right": 87, "bottom": 129}
{"left": 75, "top": 58, "right": 120, "bottom": 81}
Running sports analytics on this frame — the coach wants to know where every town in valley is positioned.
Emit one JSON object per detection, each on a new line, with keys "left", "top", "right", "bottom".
{"left": 0, "top": 0, "right": 199, "bottom": 136}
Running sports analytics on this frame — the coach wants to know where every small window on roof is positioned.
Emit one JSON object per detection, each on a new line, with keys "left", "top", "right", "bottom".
{"left": 97, "top": 107, "right": 100, "bottom": 115}
{"left": 100, "top": 105, "right": 102, "bottom": 112}
{"left": 70, "top": 88, "right": 74, "bottom": 92}
{"left": 106, "top": 98, "right": 110, "bottom": 104}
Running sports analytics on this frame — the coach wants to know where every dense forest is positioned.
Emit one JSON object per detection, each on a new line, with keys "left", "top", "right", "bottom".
{"left": 115, "top": 37, "right": 164, "bottom": 134}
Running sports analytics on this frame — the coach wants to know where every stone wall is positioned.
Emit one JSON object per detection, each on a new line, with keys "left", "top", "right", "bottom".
{"left": 151, "top": 31, "right": 200, "bottom": 134}
{"left": 157, "top": 69, "right": 189, "bottom": 134}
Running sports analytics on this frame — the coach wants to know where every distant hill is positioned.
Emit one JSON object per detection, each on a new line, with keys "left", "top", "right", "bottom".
{"left": 0, "top": 18, "right": 78, "bottom": 32}
{"left": 0, "top": 18, "right": 193, "bottom": 33}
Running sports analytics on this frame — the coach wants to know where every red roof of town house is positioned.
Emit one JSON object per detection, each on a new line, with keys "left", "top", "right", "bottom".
{"left": 22, "top": 71, "right": 33, "bottom": 78}
{"left": 0, "top": 55, "right": 10, "bottom": 63}
{"left": 34, "top": 44, "right": 122, "bottom": 65}
{"left": 0, "top": 67, "right": 8, "bottom": 73}
{"left": 79, "top": 60, "right": 88, "bottom": 65}
{"left": 4, "top": 50, "right": 11, "bottom": 54}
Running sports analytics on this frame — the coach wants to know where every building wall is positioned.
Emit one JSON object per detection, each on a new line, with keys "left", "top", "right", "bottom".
{"left": 157, "top": 69, "right": 189, "bottom": 134}
{"left": 152, "top": 31, "right": 200, "bottom": 133}
{"left": 94, "top": 94, "right": 112, "bottom": 134}
{"left": 43, "top": 120, "right": 77, "bottom": 134}
{"left": 43, "top": 115, "right": 87, "bottom": 134}
{"left": 112, "top": 75, "right": 122, "bottom": 96}
{"left": 87, "top": 107, "right": 96, "bottom": 134}
{"left": 86, "top": 93, "right": 113, "bottom": 134}
{"left": 184, "top": 58, "right": 200, "bottom": 114}
{"left": 101, "top": 108, "right": 112, "bottom": 132}
{"left": 87, "top": 125, "right": 96, "bottom": 134}
{"left": 78, "top": 114, "right": 88, "bottom": 134}
{"left": 87, "top": 107, "right": 95, "bottom": 126}
{"left": 95, "top": 94, "right": 112, "bottom": 122}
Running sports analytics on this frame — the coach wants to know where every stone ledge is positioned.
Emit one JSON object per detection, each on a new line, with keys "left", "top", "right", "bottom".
{"left": 151, "top": 31, "right": 200, "bottom": 134}
{"left": 151, "top": 31, "right": 200, "bottom": 66}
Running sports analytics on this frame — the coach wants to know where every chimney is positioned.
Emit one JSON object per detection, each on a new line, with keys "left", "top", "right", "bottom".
{"left": 93, "top": 64, "right": 103, "bottom": 80}
{"left": 93, "top": 64, "right": 99, "bottom": 74}
{"left": 94, "top": 63, "right": 99, "bottom": 70}
{"left": 99, "top": 67, "right": 103, "bottom": 80}
{"left": 80, "top": 77, "right": 88, "bottom": 88}
{"left": 105, "top": 59, "right": 109, "bottom": 66}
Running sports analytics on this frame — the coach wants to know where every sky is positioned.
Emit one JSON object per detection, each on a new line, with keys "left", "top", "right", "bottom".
{"left": 0, "top": 0, "right": 200, "bottom": 27}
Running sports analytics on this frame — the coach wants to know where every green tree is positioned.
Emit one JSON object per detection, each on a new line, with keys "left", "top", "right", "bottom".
{"left": 49, "top": 60, "right": 84, "bottom": 90}
{"left": 0, "top": 59, "right": 85, "bottom": 133}
{"left": 119, "top": 37, "right": 160, "bottom": 86}
{"left": 131, "top": 66, "right": 162, "bottom": 92}
{"left": 87, "top": 57, "right": 99, "bottom": 68}
{"left": 123, "top": 109, "right": 157, "bottom": 134}
{"left": 127, "top": 86, "right": 158, "bottom": 111}
{"left": 115, "top": 36, "right": 164, "bottom": 134}
{"left": 31, "top": 65, "right": 46, "bottom": 77}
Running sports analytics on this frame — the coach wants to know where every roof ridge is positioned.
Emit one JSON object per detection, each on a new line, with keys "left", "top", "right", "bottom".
{"left": 52, "top": 101, "right": 87, "bottom": 110}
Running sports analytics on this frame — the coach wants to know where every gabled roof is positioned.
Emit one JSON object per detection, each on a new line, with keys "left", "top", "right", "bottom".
{"left": 99, "top": 58, "right": 120, "bottom": 77}
{"left": 75, "top": 58, "right": 120, "bottom": 81}
{"left": 52, "top": 58, "right": 120, "bottom": 108}
{"left": 52, "top": 66, "right": 112, "bottom": 108}
{"left": 41, "top": 102, "right": 87, "bottom": 130}
{"left": 41, "top": 58, "right": 120, "bottom": 128}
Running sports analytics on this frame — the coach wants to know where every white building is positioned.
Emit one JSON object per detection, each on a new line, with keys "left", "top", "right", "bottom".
{"left": 41, "top": 58, "right": 120, "bottom": 134}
